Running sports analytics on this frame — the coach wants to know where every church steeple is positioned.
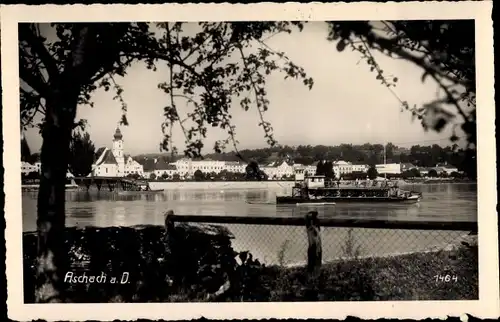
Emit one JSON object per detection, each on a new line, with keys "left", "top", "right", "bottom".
{"left": 113, "top": 127, "right": 123, "bottom": 140}
{"left": 112, "top": 127, "right": 125, "bottom": 176}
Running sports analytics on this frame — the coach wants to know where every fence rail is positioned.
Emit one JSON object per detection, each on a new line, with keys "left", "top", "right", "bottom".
{"left": 168, "top": 214, "right": 477, "bottom": 231}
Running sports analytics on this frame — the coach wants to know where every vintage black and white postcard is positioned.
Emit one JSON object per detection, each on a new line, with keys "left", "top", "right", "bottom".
{"left": 2, "top": 1, "right": 498, "bottom": 321}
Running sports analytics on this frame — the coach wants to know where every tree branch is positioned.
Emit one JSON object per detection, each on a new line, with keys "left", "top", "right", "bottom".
{"left": 19, "top": 62, "right": 50, "bottom": 97}
{"left": 367, "top": 32, "right": 473, "bottom": 90}
{"left": 237, "top": 46, "right": 276, "bottom": 148}
{"left": 164, "top": 24, "right": 189, "bottom": 153}
{"left": 19, "top": 24, "right": 61, "bottom": 83}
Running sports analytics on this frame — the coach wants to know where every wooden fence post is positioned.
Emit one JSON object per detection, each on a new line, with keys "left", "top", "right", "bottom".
{"left": 164, "top": 210, "right": 178, "bottom": 287}
{"left": 305, "top": 210, "right": 322, "bottom": 280}
{"left": 164, "top": 209, "right": 175, "bottom": 235}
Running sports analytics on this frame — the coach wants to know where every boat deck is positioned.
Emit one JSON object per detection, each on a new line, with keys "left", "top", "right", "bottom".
{"left": 308, "top": 186, "right": 392, "bottom": 190}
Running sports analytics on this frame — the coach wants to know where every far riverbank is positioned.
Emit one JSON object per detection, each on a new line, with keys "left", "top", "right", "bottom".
{"left": 148, "top": 180, "right": 296, "bottom": 190}
{"left": 147, "top": 179, "right": 476, "bottom": 191}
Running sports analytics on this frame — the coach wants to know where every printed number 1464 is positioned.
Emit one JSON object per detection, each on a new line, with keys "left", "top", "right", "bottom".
{"left": 434, "top": 274, "right": 458, "bottom": 283}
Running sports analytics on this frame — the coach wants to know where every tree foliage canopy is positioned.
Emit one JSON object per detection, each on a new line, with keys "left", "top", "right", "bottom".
{"left": 19, "top": 22, "right": 313, "bottom": 158}
{"left": 367, "top": 165, "right": 378, "bottom": 180}
{"left": 315, "top": 160, "right": 335, "bottom": 179}
{"left": 68, "top": 131, "right": 96, "bottom": 177}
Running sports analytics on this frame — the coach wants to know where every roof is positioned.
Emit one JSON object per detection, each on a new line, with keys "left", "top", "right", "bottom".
{"left": 272, "top": 160, "right": 293, "bottom": 167}
{"left": 142, "top": 158, "right": 157, "bottom": 171}
{"left": 225, "top": 161, "right": 244, "bottom": 166}
{"left": 95, "top": 147, "right": 106, "bottom": 158}
{"left": 155, "top": 159, "right": 177, "bottom": 170}
{"left": 96, "top": 149, "right": 117, "bottom": 166}
{"left": 126, "top": 156, "right": 142, "bottom": 165}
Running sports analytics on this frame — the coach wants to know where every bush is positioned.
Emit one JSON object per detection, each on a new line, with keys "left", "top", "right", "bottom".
{"left": 23, "top": 224, "right": 264, "bottom": 303}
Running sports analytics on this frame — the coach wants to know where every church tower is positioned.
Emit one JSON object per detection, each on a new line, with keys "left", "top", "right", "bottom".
{"left": 112, "top": 127, "right": 125, "bottom": 176}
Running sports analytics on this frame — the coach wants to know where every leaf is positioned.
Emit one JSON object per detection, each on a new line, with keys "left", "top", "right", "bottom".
{"left": 433, "top": 118, "right": 447, "bottom": 132}
{"left": 336, "top": 40, "right": 346, "bottom": 52}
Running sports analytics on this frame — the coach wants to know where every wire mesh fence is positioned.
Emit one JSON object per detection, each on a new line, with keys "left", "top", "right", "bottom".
{"left": 164, "top": 213, "right": 478, "bottom": 301}
{"left": 168, "top": 214, "right": 477, "bottom": 267}
{"left": 219, "top": 224, "right": 472, "bottom": 267}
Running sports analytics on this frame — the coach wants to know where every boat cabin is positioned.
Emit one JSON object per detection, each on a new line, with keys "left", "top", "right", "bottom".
{"left": 304, "top": 175, "right": 326, "bottom": 189}
{"left": 294, "top": 167, "right": 306, "bottom": 181}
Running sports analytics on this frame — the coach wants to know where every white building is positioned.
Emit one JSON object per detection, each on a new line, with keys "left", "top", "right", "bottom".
{"left": 351, "top": 162, "right": 368, "bottom": 173}
{"left": 224, "top": 161, "right": 247, "bottom": 173}
{"left": 333, "top": 160, "right": 353, "bottom": 176}
{"left": 435, "top": 163, "right": 459, "bottom": 175}
{"left": 304, "top": 165, "right": 316, "bottom": 176}
{"left": 170, "top": 158, "right": 227, "bottom": 177}
{"left": 192, "top": 158, "right": 226, "bottom": 174}
{"left": 375, "top": 163, "right": 402, "bottom": 175}
{"left": 171, "top": 158, "right": 192, "bottom": 177}
{"left": 33, "top": 161, "right": 42, "bottom": 173}
{"left": 125, "top": 156, "right": 144, "bottom": 177}
{"left": 263, "top": 160, "right": 294, "bottom": 179}
{"left": 293, "top": 163, "right": 317, "bottom": 180}
{"left": 21, "top": 161, "right": 38, "bottom": 175}
{"left": 22, "top": 161, "right": 73, "bottom": 178}
{"left": 418, "top": 167, "right": 431, "bottom": 176}
{"left": 154, "top": 159, "right": 178, "bottom": 178}
{"left": 92, "top": 128, "right": 144, "bottom": 177}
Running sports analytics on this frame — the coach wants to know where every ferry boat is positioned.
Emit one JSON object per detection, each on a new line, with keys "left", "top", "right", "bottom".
{"left": 276, "top": 173, "right": 422, "bottom": 205}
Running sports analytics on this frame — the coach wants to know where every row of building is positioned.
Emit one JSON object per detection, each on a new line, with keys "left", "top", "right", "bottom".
{"left": 21, "top": 128, "right": 460, "bottom": 179}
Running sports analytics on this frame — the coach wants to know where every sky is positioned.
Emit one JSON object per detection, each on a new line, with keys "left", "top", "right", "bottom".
{"left": 24, "top": 22, "right": 466, "bottom": 156}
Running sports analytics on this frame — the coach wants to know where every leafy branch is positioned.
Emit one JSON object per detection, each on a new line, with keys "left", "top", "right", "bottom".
{"left": 154, "top": 22, "right": 314, "bottom": 160}
{"left": 327, "top": 21, "right": 476, "bottom": 149}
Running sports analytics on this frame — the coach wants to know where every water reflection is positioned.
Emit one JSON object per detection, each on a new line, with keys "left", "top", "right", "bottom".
{"left": 22, "top": 183, "right": 477, "bottom": 264}
{"left": 23, "top": 183, "right": 477, "bottom": 229}
{"left": 68, "top": 206, "right": 97, "bottom": 229}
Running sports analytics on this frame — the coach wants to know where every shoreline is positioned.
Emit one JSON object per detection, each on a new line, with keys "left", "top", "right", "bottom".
{"left": 20, "top": 179, "right": 477, "bottom": 192}
{"left": 146, "top": 180, "right": 476, "bottom": 190}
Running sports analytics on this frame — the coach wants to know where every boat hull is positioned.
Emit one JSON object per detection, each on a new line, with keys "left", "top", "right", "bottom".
{"left": 276, "top": 196, "right": 421, "bottom": 204}
{"left": 117, "top": 189, "right": 164, "bottom": 196}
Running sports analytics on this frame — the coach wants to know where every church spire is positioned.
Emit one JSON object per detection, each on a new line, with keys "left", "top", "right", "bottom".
{"left": 113, "top": 127, "right": 123, "bottom": 140}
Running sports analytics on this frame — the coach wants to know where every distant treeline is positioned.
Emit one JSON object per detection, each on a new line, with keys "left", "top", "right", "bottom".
{"left": 134, "top": 142, "right": 476, "bottom": 177}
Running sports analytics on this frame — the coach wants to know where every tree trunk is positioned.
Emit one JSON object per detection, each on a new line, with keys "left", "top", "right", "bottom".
{"left": 35, "top": 98, "right": 76, "bottom": 303}
{"left": 34, "top": 25, "right": 93, "bottom": 303}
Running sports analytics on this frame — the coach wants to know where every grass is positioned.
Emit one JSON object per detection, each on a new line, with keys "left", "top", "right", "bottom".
{"left": 252, "top": 228, "right": 477, "bottom": 302}
{"left": 255, "top": 244, "right": 478, "bottom": 301}
{"left": 340, "top": 228, "right": 363, "bottom": 258}
{"left": 23, "top": 225, "right": 478, "bottom": 302}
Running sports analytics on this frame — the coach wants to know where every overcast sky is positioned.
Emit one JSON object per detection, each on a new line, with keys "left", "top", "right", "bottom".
{"left": 23, "top": 22, "right": 465, "bottom": 156}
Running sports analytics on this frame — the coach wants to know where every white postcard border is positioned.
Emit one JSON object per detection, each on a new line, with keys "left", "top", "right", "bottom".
{"left": 2, "top": 1, "right": 498, "bottom": 321}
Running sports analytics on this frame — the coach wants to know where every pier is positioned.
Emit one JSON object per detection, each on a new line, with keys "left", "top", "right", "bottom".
{"left": 73, "top": 176, "right": 143, "bottom": 192}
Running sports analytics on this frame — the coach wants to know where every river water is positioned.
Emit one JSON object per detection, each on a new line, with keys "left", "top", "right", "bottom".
{"left": 22, "top": 182, "right": 477, "bottom": 265}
